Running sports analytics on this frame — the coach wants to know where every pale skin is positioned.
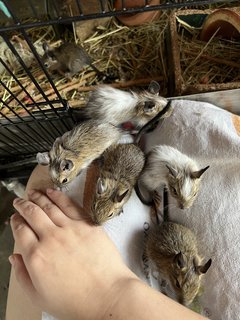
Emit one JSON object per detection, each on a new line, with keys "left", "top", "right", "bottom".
{"left": 7, "top": 166, "right": 208, "bottom": 320}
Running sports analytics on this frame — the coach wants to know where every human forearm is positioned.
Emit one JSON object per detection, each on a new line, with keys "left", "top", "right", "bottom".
{"left": 106, "top": 278, "right": 208, "bottom": 320}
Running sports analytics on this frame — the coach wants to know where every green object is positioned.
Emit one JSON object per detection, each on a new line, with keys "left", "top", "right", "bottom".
{"left": 0, "top": 1, "right": 11, "bottom": 18}
{"left": 190, "top": 298, "right": 202, "bottom": 314}
{"left": 176, "top": 14, "right": 208, "bottom": 29}
{"left": 190, "top": 286, "right": 204, "bottom": 314}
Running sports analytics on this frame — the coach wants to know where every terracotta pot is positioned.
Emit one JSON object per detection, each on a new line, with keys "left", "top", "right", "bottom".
{"left": 114, "top": 0, "right": 161, "bottom": 26}
{"left": 200, "top": 9, "right": 240, "bottom": 41}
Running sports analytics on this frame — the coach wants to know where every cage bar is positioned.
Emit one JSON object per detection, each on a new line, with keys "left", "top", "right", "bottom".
{"left": 0, "top": 0, "right": 237, "bottom": 32}
{"left": 0, "top": 0, "right": 238, "bottom": 180}
{"left": 0, "top": 80, "right": 57, "bottom": 143}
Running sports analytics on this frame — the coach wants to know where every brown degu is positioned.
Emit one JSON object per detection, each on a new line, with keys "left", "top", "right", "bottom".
{"left": 146, "top": 222, "right": 212, "bottom": 306}
{"left": 36, "top": 120, "right": 122, "bottom": 188}
{"left": 80, "top": 81, "right": 172, "bottom": 129}
{"left": 90, "top": 143, "right": 145, "bottom": 225}
{"left": 42, "top": 42, "right": 102, "bottom": 77}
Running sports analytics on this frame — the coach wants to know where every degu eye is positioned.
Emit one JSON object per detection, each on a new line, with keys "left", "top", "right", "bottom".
{"left": 175, "top": 280, "right": 181, "bottom": 289}
{"left": 144, "top": 100, "right": 155, "bottom": 110}
{"left": 63, "top": 163, "right": 71, "bottom": 171}
{"left": 171, "top": 187, "right": 177, "bottom": 196}
{"left": 108, "top": 212, "right": 114, "bottom": 218}
{"left": 62, "top": 178, "right": 68, "bottom": 184}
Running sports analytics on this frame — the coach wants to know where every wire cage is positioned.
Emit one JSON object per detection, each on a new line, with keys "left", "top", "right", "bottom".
{"left": 0, "top": 0, "right": 237, "bottom": 180}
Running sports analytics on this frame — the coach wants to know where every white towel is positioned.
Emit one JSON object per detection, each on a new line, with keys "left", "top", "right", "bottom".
{"left": 43, "top": 99, "right": 240, "bottom": 320}
{"left": 144, "top": 100, "right": 240, "bottom": 320}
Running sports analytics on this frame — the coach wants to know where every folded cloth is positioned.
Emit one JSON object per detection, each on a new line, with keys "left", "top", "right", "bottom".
{"left": 43, "top": 99, "right": 240, "bottom": 320}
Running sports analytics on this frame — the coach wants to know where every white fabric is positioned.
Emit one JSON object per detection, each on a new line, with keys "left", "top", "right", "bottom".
{"left": 43, "top": 99, "right": 240, "bottom": 320}
{"left": 144, "top": 100, "right": 240, "bottom": 319}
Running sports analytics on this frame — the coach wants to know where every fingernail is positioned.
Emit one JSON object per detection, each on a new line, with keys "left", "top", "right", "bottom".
{"left": 47, "top": 188, "right": 54, "bottom": 194}
{"left": 10, "top": 213, "right": 17, "bottom": 220}
{"left": 13, "top": 198, "right": 20, "bottom": 205}
{"left": 8, "top": 255, "right": 15, "bottom": 266}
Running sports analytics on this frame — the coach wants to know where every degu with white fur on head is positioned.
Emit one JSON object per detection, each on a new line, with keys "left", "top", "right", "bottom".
{"left": 81, "top": 81, "right": 171, "bottom": 129}
{"left": 138, "top": 145, "right": 209, "bottom": 209}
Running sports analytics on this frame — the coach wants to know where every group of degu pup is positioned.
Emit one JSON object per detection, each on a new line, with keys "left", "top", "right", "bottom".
{"left": 37, "top": 81, "right": 212, "bottom": 310}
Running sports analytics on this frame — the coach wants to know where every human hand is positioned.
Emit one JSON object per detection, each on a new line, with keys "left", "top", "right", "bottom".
{"left": 10, "top": 189, "right": 137, "bottom": 320}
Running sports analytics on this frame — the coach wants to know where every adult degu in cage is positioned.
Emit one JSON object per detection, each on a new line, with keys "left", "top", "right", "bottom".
{"left": 0, "top": 0, "right": 237, "bottom": 184}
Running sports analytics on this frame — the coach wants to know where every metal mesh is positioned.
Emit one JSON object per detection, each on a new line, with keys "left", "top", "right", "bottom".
{"left": 0, "top": 0, "right": 236, "bottom": 178}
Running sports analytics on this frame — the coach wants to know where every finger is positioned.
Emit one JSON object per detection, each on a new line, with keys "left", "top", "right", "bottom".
{"left": 46, "top": 188, "right": 87, "bottom": 221}
{"left": 9, "top": 254, "right": 38, "bottom": 301}
{"left": 10, "top": 213, "right": 38, "bottom": 250}
{"left": 25, "top": 164, "right": 53, "bottom": 195}
{"left": 13, "top": 198, "right": 55, "bottom": 239}
{"left": 28, "top": 190, "right": 70, "bottom": 227}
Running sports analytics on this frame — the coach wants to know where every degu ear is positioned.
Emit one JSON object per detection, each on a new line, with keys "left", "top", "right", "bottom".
{"left": 60, "top": 159, "right": 74, "bottom": 172}
{"left": 115, "top": 189, "right": 129, "bottom": 203}
{"left": 42, "top": 42, "right": 50, "bottom": 53}
{"left": 173, "top": 252, "right": 186, "bottom": 269}
{"left": 166, "top": 164, "right": 178, "bottom": 178}
{"left": 36, "top": 152, "right": 50, "bottom": 166}
{"left": 191, "top": 165, "right": 210, "bottom": 179}
{"left": 194, "top": 258, "right": 212, "bottom": 275}
{"left": 148, "top": 80, "right": 160, "bottom": 95}
{"left": 42, "top": 42, "right": 56, "bottom": 59}
{"left": 96, "top": 177, "right": 107, "bottom": 194}
{"left": 53, "top": 137, "right": 63, "bottom": 150}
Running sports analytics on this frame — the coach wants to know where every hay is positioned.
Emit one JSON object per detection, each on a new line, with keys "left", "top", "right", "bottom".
{"left": 0, "top": 13, "right": 169, "bottom": 116}
{"left": 178, "top": 24, "right": 240, "bottom": 86}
